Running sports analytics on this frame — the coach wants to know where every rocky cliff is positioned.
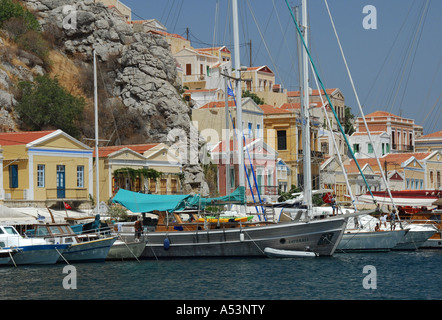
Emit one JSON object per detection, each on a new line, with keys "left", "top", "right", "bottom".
{"left": 0, "top": 0, "right": 209, "bottom": 195}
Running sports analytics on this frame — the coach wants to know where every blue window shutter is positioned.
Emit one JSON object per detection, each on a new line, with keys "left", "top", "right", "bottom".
{"left": 10, "top": 165, "right": 18, "bottom": 188}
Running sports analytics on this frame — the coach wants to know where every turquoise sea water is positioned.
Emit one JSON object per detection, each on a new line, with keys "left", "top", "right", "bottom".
{"left": 1, "top": 250, "right": 441, "bottom": 302}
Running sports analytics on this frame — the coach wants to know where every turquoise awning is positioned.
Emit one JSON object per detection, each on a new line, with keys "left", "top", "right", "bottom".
{"left": 112, "top": 189, "right": 192, "bottom": 213}
{"left": 112, "top": 187, "right": 246, "bottom": 213}
{"left": 188, "top": 187, "right": 246, "bottom": 208}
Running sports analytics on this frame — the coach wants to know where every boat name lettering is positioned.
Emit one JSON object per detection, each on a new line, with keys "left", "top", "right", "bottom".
{"left": 288, "top": 238, "right": 309, "bottom": 244}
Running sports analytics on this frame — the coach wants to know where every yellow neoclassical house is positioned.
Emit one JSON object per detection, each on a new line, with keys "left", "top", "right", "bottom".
{"left": 95, "top": 142, "right": 183, "bottom": 204}
{"left": 0, "top": 130, "right": 93, "bottom": 207}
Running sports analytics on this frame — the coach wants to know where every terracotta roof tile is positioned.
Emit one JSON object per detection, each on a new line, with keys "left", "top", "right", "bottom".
{"left": 0, "top": 130, "right": 56, "bottom": 146}
{"left": 280, "top": 102, "right": 301, "bottom": 109}
{"left": 345, "top": 152, "right": 432, "bottom": 173}
{"left": 259, "top": 104, "right": 290, "bottom": 114}
{"left": 96, "top": 143, "right": 160, "bottom": 157}
{"left": 420, "top": 130, "right": 442, "bottom": 138}
{"left": 365, "top": 111, "right": 398, "bottom": 117}
{"left": 200, "top": 101, "right": 237, "bottom": 109}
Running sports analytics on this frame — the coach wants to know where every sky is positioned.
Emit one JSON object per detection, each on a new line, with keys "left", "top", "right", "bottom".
{"left": 121, "top": 0, "right": 442, "bottom": 135}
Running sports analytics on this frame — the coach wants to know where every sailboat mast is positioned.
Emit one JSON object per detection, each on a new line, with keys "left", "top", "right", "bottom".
{"left": 232, "top": 0, "right": 245, "bottom": 191}
{"left": 224, "top": 68, "right": 230, "bottom": 195}
{"left": 300, "top": 0, "right": 313, "bottom": 214}
{"left": 93, "top": 50, "right": 100, "bottom": 215}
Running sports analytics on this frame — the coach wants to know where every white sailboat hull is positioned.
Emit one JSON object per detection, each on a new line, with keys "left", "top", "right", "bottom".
{"left": 393, "top": 225, "right": 437, "bottom": 250}
{"left": 337, "top": 229, "right": 406, "bottom": 252}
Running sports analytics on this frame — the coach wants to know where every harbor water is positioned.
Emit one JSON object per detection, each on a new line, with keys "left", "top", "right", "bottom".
{"left": 1, "top": 250, "right": 441, "bottom": 301}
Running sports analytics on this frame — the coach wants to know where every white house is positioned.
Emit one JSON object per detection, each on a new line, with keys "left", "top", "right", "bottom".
{"left": 348, "top": 131, "right": 391, "bottom": 159}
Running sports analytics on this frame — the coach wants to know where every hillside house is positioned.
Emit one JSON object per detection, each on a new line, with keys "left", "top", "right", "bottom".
{"left": 0, "top": 130, "right": 93, "bottom": 207}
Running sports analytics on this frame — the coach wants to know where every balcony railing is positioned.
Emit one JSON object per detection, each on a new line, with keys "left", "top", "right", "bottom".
{"left": 392, "top": 144, "right": 414, "bottom": 151}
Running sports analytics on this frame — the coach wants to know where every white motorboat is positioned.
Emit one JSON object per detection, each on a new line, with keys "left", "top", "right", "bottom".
{"left": 264, "top": 247, "right": 317, "bottom": 258}
{"left": 0, "top": 225, "right": 69, "bottom": 265}
{"left": 29, "top": 223, "right": 117, "bottom": 263}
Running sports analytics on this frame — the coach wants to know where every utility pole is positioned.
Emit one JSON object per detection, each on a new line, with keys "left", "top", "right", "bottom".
{"left": 186, "top": 27, "right": 189, "bottom": 40}
{"left": 249, "top": 40, "right": 252, "bottom": 67}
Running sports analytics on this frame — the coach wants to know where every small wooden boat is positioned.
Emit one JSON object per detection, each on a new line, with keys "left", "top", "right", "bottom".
{"left": 264, "top": 247, "right": 318, "bottom": 258}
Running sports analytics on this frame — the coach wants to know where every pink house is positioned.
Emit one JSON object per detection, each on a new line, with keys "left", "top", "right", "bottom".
{"left": 211, "top": 138, "right": 279, "bottom": 201}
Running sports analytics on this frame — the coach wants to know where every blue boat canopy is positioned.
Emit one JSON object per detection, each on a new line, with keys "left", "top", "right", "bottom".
{"left": 111, "top": 187, "right": 246, "bottom": 213}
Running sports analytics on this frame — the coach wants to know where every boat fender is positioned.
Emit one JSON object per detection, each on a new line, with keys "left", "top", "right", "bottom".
{"left": 239, "top": 233, "right": 244, "bottom": 242}
{"left": 163, "top": 238, "right": 170, "bottom": 250}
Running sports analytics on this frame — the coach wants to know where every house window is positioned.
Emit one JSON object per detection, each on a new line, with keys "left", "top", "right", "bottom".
{"left": 277, "top": 130, "right": 287, "bottom": 150}
{"left": 438, "top": 171, "right": 441, "bottom": 189}
{"left": 256, "top": 124, "right": 261, "bottom": 138}
{"left": 248, "top": 122, "right": 253, "bottom": 138}
{"left": 353, "top": 144, "right": 360, "bottom": 153}
{"left": 230, "top": 168, "right": 235, "bottom": 189}
{"left": 37, "top": 164, "right": 45, "bottom": 187}
{"left": 186, "top": 64, "right": 191, "bottom": 75}
{"left": 267, "top": 169, "right": 273, "bottom": 187}
{"left": 247, "top": 168, "right": 253, "bottom": 189}
{"left": 392, "top": 130, "right": 396, "bottom": 149}
{"left": 9, "top": 165, "right": 18, "bottom": 188}
{"left": 368, "top": 143, "right": 373, "bottom": 154}
{"left": 77, "top": 166, "right": 84, "bottom": 188}
{"left": 386, "top": 143, "right": 390, "bottom": 153}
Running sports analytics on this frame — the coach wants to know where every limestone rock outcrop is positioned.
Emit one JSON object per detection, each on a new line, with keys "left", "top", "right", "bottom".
{"left": 1, "top": 0, "right": 209, "bottom": 195}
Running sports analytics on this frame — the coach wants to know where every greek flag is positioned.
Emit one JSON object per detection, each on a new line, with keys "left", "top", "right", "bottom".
{"left": 227, "top": 86, "right": 235, "bottom": 97}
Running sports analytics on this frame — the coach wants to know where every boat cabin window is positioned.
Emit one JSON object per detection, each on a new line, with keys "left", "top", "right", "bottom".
{"left": 4, "top": 227, "right": 18, "bottom": 235}
{"left": 61, "top": 225, "right": 72, "bottom": 234}
{"left": 64, "top": 237, "right": 74, "bottom": 243}
{"left": 49, "top": 226, "right": 62, "bottom": 235}
{"left": 0, "top": 242, "right": 5, "bottom": 247}
{"left": 0, "top": 228, "right": 4, "bottom": 234}
{"left": 35, "top": 226, "right": 49, "bottom": 236}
